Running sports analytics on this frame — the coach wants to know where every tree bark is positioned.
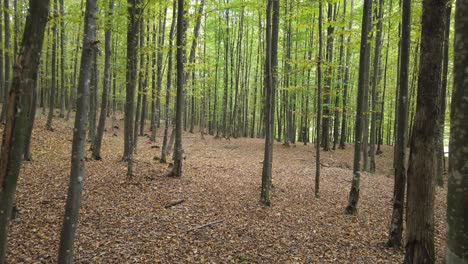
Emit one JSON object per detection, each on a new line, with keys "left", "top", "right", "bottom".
{"left": 0, "top": 0, "right": 49, "bottom": 261}
{"left": 260, "top": 0, "right": 279, "bottom": 206}
{"left": 345, "top": 0, "right": 372, "bottom": 215}
{"left": 92, "top": 0, "right": 114, "bottom": 160}
{"left": 169, "top": 0, "right": 187, "bottom": 177}
{"left": 387, "top": 0, "right": 410, "bottom": 248}
{"left": 57, "top": 0, "right": 96, "bottom": 261}
{"left": 446, "top": 1, "right": 468, "bottom": 262}
{"left": 123, "top": 0, "right": 140, "bottom": 176}
{"left": 339, "top": 0, "right": 354, "bottom": 149}
{"left": 46, "top": 0, "right": 57, "bottom": 130}
{"left": 160, "top": 0, "right": 176, "bottom": 164}
{"left": 0, "top": 0, "right": 11, "bottom": 123}
{"left": 59, "top": 0, "right": 65, "bottom": 118}
{"left": 404, "top": 0, "right": 448, "bottom": 262}
{"left": 369, "top": 0, "right": 384, "bottom": 173}
{"left": 436, "top": 4, "right": 451, "bottom": 187}
{"left": 315, "top": 0, "right": 323, "bottom": 198}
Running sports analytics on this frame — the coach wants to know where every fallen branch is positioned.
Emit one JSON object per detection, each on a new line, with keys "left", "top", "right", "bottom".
{"left": 187, "top": 220, "right": 224, "bottom": 232}
{"left": 164, "top": 199, "right": 186, "bottom": 209}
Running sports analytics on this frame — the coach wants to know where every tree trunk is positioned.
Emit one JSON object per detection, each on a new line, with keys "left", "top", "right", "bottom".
{"left": 46, "top": 0, "right": 57, "bottom": 130}
{"left": 57, "top": 0, "right": 96, "bottom": 261}
{"left": 446, "top": 1, "right": 468, "bottom": 261}
{"left": 123, "top": 0, "right": 140, "bottom": 177}
{"left": 436, "top": 4, "right": 451, "bottom": 187}
{"left": 345, "top": 0, "right": 372, "bottom": 215}
{"left": 92, "top": 0, "right": 114, "bottom": 160}
{"left": 169, "top": 0, "right": 186, "bottom": 177}
{"left": 404, "top": 0, "right": 448, "bottom": 262}
{"left": 59, "top": 0, "right": 65, "bottom": 118}
{"left": 0, "top": 0, "right": 11, "bottom": 123}
{"left": 369, "top": 0, "right": 384, "bottom": 173}
{"left": 151, "top": 6, "right": 167, "bottom": 142}
{"left": 387, "top": 0, "right": 411, "bottom": 248}
{"left": 315, "top": 0, "right": 323, "bottom": 198}
{"left": 160, "top": 0, "right": 176, "bottom": 164}
{"left": 88, "top": 51, "right": 97, "bottom": 148}
{"left": 339, "top": 0, "right": 354, "bottom": 149}
{"left": 222, "top": 2, "right": 230, "bottom": 138}
{"left": 321, "top": 3, "right": 334, "bottom": 151}
{"left": 0, "top": 1, "right": 49, "bottom": 261}
{"left": 260, "top": 0, "right": 279, "bottom": 206}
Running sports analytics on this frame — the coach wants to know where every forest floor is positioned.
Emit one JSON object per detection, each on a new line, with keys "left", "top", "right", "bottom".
{"left": 6, "top": 115, "right": 447, "bottom": 263}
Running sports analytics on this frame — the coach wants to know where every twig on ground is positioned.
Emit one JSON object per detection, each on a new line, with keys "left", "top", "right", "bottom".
{"left": 187, "top": 220, "right": 224, "bottom": 232}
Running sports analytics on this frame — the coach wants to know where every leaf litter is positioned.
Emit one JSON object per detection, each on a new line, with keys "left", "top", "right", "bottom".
{"left": 4, "top": 116, "right": 447, "bottom": 263}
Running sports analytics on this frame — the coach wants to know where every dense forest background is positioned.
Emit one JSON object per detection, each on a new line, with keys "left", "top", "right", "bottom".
{"left": 0, "top": 0, "right": 466, "bottom": 263}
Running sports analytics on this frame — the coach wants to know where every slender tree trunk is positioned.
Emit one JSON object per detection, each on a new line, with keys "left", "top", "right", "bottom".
{"left": 88, "top": 52, "right": 97, "bottom": 147}
{"left": 404, "top": 0, "right": 448, "bottom": 262}
{"left": 123, "top": 0, "right": 141, "bottom": 176}
{"left": 436, "top": 4, "right": 451, "bottom": 187}
{"left": 377, "top": 0, "right": 393, "bottom": 154}
{"left": 446, "top": 1, "right": 468, "bottom": 261}
{"left": 46, "top": 0, "right": 57, "bottom": 130}
{"left": 222, "top": 2, "right": 230, "bottom": 138}
{"left": 0, "top": 0, "right": 49, "bottom": 261}
{"left": 23, "top": 85, "right": 37, "bottom": 161}
{"left": 251, "top": 12, "right": 262, "bottom": 139}
{"left": 260, "top": 0, "right": 279, "bottom": 206}
{"left": 92, "top": 0, "right": 114, "bottom": 160}
{"left": 339, "top": 0, "right": 354, "bottom": 149}
{"left": 57, "top": 0, "right": 96, "bottom": 261}
{"left": 160, "top": 0, "right": 176, "bottom": 164}
{"left": 66, "top": 0, "right": 84, "bottom": 121}
{"left": 369, "top": 0, "right": 384, "bottom": 173}
{"left": 321, "top": 3, "right": 334, "bottom": 151}
{"left": 139, "top": 20, "right": 150, "bottom": 137}
{"left": 169, "top": 0, "right": 186, "bottom": 177}
{"left": 151, "top": 7, "right": 167, "bottom": 142}
{"left": 315, "top": 0, "right": 323, "bottom": 198}
{"left": 59, "top": 0, "right": 65, "bottom": 118}
{"left": 0, "top": 0, "right": 10, "bottom": 123}
{"left": 387, "top": 0, "right": 411, "bottom": 248}
{"left": 133, "top": 18, "right": 145, "bottom": 151}
{"left": 345, "top": 0, "right": 372, "bottom": 215}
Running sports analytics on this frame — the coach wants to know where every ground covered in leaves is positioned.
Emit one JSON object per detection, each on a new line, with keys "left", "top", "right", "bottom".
{"left": 7, "top": 116, "right": 447, "bottom": 263}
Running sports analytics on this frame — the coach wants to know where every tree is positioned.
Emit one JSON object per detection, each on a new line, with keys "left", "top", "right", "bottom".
{"left": 0, "top": 0, "right": 49, "bottom": 260}
{"left": 160, "top": 0, "right": 176, "bottom": 164}
{"left": 387, "top": 0, "right": 411, "bottom": 248}
{"left": 46, "top": 0, "right": 57, "bottom": 131}
{"left": 58, "top": 0, "right": 97, "bottom": 261}
{"left": 92, "top": 0, "right": 114, "bottom": 160}
{"left": 168, "top": 0, "right": 186, "bottom": 177}
{"left": 321, "top": 2, "right": 334, "bottom": 151}
{"left": 345, "top": 0, "right": 372, "bottom": 215}
{"left": 123, "top": 0, "right": 141, "bottom": 176}
{"left": 404, "top": 0, "right": 448, "bottom": 262}
{"left": 0, "top": 0, "right": 11, "bottom": 123}
{"left": 369, "top": 0, "right": 384, "bottom": 173}
{"left": 315, "top": 0, "right": 323, "bottom": 198}
{"left": 436, "top": 3, "right": 451, "bottom": 187}
{"left": 339, "top": 0, "right": 354, "bottom": 149}
{"left": 260, "top": 0, "right": 279, "bottom": 206}
{"left": 446, "top": 1, "right": 468, "bottom": 261}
